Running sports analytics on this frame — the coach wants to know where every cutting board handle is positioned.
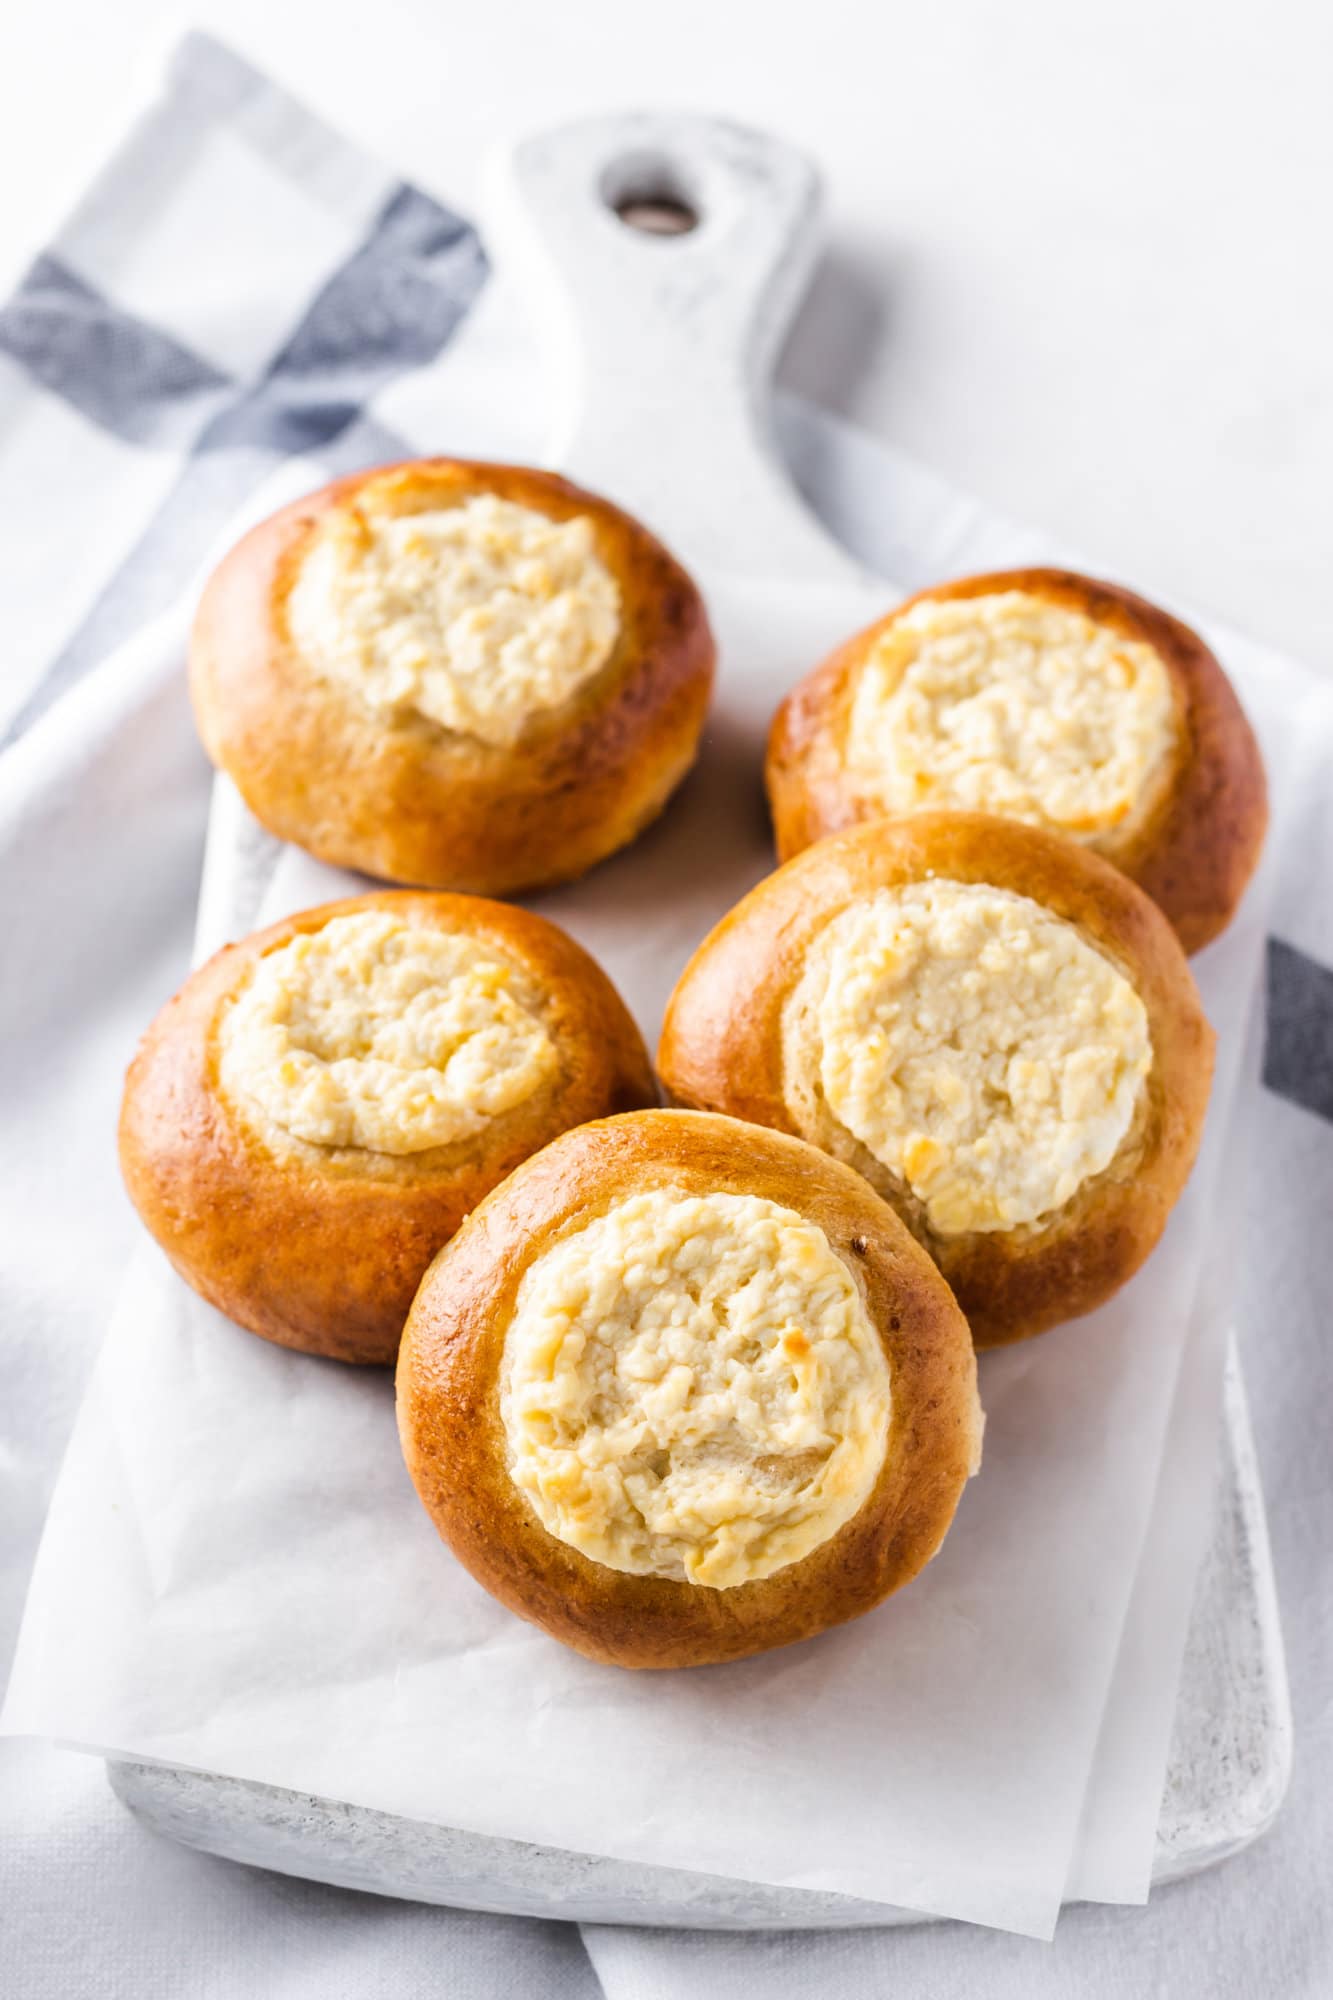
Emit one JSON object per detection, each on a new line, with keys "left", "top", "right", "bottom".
{"left": 486, "top": 111, "right": 854, "bottom": 581}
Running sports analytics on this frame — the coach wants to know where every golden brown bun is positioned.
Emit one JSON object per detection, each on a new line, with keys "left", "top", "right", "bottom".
{"left": 190, "top": 460, "right": 715, "bottom": 895}
{"left": 397, "top": 1110, "right": 981, "bottom": 1669}
{"left": 119, "top": 892, "right": 657, "bottom": 1365}
{"left": 659, "top": 815, "right": 1215, "bottom": 1348}
{"left": 766, "top": 568, "right": 1267, "bottom": 953}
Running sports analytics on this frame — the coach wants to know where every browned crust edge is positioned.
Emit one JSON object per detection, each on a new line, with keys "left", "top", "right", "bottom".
{"left": 765, "top": 567, "right": 1267, "bottom": 953}
{"left": 658, "top": 813, "right": 1215, "bottom": 1348}
{"left": 190, "top": 460, "right": 717, "bottom": 895}
{"left": 396, "top": 1109, "right": 981, "bottom": 1668}
{"left": 118, "top": 892, "right": 658, "bottom": 1365}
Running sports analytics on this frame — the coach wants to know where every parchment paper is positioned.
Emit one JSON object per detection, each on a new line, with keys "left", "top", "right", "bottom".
{"left": 2, "top": 558, "right": 1276, "bottom": 1937}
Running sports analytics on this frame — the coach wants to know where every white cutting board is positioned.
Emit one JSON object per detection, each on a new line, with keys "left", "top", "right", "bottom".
{"left": 109, "top": 112, "right": 1290, "bottom": 1924}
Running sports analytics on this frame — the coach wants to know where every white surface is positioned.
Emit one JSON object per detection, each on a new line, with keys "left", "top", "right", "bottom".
{"left": 0, "top": 19, "right": 1329, "bottom": 1999}
{"left": 0, "top": 2, "right": 1330, "bottom": 678}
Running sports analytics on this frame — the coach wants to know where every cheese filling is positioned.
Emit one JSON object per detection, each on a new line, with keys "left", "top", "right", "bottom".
{"left": 501, "top": 1189, "right": 892, "bottom": 1588}
{"left": 845, "top": 590, "right": 1177, "bottom": 840}
{"left": 287, "top": 487, "right": 622, "bottom": 746}
{"left": 218, "top": 912, "right": 557, "bottom": 1155}
{"left": 811, "top": 883, "right": 1151, "bottom": 1234}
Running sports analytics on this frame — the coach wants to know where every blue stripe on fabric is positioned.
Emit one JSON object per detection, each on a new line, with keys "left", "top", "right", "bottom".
{"left": 198, "top": 184, "right": 487, "bottom": 459}
{"left": 0, "top": 254, "right": 231, "bottom": 447}
{"left": 270, "top": 183, "right": 485, "bottom": 381}
{"left": 1265, "top": 938, "right": 1333, "bottom": 1127}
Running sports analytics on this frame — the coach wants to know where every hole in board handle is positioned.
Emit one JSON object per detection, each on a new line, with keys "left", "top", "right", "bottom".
{"left": 600, "top": 150, "right": 701, "bottom": 237}
{"left": 614, "top": 193, "right": 698, "bottom": 236}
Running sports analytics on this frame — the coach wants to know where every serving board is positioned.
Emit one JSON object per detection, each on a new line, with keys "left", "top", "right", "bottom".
{"left": 108, "top": 112, "right": 1291, "bottom": 1925}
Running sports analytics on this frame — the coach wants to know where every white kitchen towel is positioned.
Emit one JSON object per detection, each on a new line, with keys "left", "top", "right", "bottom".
{"left": 2, "top": 31, "right": 1330, "bottom": 1998}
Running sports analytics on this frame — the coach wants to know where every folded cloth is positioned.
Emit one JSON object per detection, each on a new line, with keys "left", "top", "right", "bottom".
{"left": 0, "top": 34, "right": 486, "bottom": 749}
{"left": 2, "top": 30, "right": 1331, "bottom": 2000}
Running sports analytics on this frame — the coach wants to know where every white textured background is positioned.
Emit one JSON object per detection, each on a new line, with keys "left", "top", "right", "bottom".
{"left": 0, "top": 0, "right": 1329, "bottom": 676}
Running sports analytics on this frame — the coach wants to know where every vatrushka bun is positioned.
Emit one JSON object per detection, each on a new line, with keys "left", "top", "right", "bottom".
{"left": 119, "top": 893, "right": 656, "bottom": 1365}
{"left": 766, "top": 568, "right": 1266, "bottom": 952}
{"left": 659, "top": 815, "right": 1215, "bottom": 1348}
{"left": 397, "top": 1110, "right": 981, "bottom": 1668}
{"left": 191, "top": 460, "right": 715, "bottom": 895}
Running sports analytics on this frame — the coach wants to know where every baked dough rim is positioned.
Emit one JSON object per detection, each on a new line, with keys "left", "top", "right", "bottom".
{"left": 765, "top": 568, "right": 1267, "bottom": 953}
{"left": 190, "top": 460, "right": 716, "bottom": 895}
{"left": 396, "top": 1109, "right": 981, "bottom": 1668}
{"left": 118, "top": 891, "right": 658, "bottom": 1365}
{"left": 658, "top": 814, "right": 1216, "bottom": 1347}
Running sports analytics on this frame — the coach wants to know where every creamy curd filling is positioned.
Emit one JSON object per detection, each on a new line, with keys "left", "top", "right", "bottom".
{"left": 500, "top": 1189, "right": 892, "bottom": 1588}
{"left": 845, "top": 591, "right": 1177, "bottom": 840}
{"left": 809, "top": 883, "right": 1151, "bottom": 1235}
{"left": 286, "top": 487, "right": 622, "bottom": 746}
{"left": 218, "top": 912, "right": 557, "bottom": 1155}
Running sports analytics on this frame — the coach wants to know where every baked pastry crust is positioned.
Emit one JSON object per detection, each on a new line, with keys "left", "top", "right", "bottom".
{"left": 397, "top": 1110, "right": 981, "bottom": 1668}
{"left": 766, "top": 568, "right": 1267, "bottom": 952}
{"left": 190, "top": 460, "right": 715, "bottom": 895}
{"left": 119, "top": 892, "right": 657, "bottom": 1365}
{"left": 659, "top": 814, "right": 1215, "bottom": 1347}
